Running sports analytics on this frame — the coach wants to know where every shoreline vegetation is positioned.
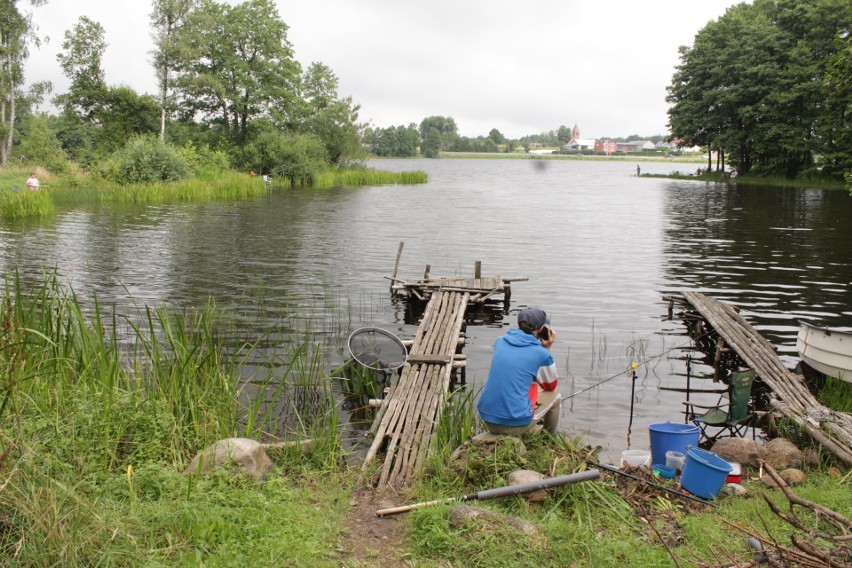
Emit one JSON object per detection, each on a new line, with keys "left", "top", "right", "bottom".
{"left": 1, "top": 275, "right": 849, "bottom": 566}
{"left": 0, "top": 165, "right": 429, "bottom": 221}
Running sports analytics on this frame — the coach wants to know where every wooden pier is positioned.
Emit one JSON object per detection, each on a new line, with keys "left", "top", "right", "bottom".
{"left": 363, "top": 290, "right": 470, "bottom": 488}
{"left": 386, "top": 242, "right": 527, "bottom": 304}
{"left": 672, "top": 291, "right": 852, "bottom": 466}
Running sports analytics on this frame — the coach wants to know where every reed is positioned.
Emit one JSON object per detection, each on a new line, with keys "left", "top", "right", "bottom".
{"left": 0, "top": 186, "right": 54, "bottom": 219}
{"left": 312, "top": 166, "right": 428, "bottom": 188}
{"left": 817, "top": 375, "right": 852, "bottom": 413}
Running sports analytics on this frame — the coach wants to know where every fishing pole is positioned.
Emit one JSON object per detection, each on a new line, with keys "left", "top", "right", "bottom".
{"left": 375, "top": 469, "right": 601, "bottom": 517}
{"left": 593, "top": 462, "right": 717, "bottom": 507}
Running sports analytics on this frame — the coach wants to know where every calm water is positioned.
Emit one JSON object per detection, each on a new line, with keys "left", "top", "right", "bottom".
{"left": 2, "top": 158, "right": 850, "bottom": 457}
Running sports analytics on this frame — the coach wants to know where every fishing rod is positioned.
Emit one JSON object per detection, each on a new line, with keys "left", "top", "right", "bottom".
{"left": 376, "top": 469, "right": 601, "bottom": 517}
{"left": 593, "top": 462, "right": 717, "bottom": 507}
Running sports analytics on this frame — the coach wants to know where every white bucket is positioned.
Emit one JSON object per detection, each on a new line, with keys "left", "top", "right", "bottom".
{"left": 665, "top": 450, "right": 685, "bottom": 473}
{"left": 621, "top": 449, "right": 651, "bottom": 467}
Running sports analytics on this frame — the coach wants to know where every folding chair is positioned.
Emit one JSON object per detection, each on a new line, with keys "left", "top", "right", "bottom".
{"left": 683, "top": 368, "right": 757, "bottom": 444}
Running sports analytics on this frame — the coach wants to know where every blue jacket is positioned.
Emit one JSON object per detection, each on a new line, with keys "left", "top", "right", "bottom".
{"left": 477, "top": 328, "right": 558, "bottom": 427}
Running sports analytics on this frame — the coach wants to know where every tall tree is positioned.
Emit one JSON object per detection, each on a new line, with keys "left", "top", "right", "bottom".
{"left": 0, "top": 0, "right": 47, "bottom": 164}
{"left": 419, "top": 116, "right": 457, "bottom": 151}
{"left": 173, "top": 0, "right": 301, "bottom": 145}
{"left": 150, "top": 0, "right": 197, "bottom": 141}
{"left": 55, "top": 15, "right": 107, "bottom": 121}
{"left": 300, "top": 62, "right": 362, "bottom": 164}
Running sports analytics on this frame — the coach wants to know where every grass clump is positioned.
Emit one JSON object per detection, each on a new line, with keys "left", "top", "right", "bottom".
{"left": 313, "top": 165, "right": 427, "bottom": 188}
{"left": 0, "top": 273, "right": 351, "bottom": 565}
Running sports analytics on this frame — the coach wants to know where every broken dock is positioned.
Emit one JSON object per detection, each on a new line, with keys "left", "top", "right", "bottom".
{"left": 362, "top": 247, "right": 528, "bottom": 488}
{"left": 670, "top": 291, "right": 852, "bottom": 466}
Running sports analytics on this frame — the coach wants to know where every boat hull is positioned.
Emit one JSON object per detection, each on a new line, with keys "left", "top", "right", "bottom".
{"left": 797, "top": 322, "right": 852, "bottom": 384}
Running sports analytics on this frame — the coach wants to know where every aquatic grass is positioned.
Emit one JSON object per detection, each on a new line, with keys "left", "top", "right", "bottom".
{"left": 0, "top": 186, "right": 54, "bottom": 219}
{"left": 817, "top": 375, "right": 852, "bottom": 413}
{"left": 312, "top": 165, "right": 428, "bottom": 188}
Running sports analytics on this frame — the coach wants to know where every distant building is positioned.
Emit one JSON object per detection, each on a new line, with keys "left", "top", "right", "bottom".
{"left": 595, "top": 139, "right": 617, "bottom": 155}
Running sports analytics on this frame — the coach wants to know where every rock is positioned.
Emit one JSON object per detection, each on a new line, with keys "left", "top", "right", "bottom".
{"left": 471, "top": 432, "right": 528, "bottom": 455}
{"left": 507, "top": 470, "right": 548, "bottom": 503}
{"left": 710, "top": 437, "right": 764, "bottom": 467}
{"left": 764, "top": 438, "right": 803, "bottom": 470}
{"left": 802, "top": 448, "right": 820, "bottom": 468}
{"left": 722, "top": 483, "right": 748, "bottom": 497}
{"left": 184, "top": 437, "right": 274, "bottom": 479}
{"left": 779, "top": 468, "right": 807, "bottom": 485}
{"left": 449, "top": 505, "right": 538, "bottom": 535}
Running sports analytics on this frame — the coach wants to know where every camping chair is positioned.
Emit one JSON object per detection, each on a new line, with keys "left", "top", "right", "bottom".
{"left": 683, "top": 368, "right": 757, "bottom": 444}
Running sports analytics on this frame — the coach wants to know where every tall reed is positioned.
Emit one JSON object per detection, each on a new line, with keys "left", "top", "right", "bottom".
{"left": 0, "top": 187, "right": 54, "bottom": 219}
{"left": 312, "top": 166, "right": 428, "bottom": 188}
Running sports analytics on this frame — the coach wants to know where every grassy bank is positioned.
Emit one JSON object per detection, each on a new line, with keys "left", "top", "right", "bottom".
{"left": 643, "top": 169, "right": 848, "bottom": 191}
{"left": 0, "top": 165, "right": 428, "bottom": 220}
{"left": 1, "top": 276, "right": 848, "bottom": 566}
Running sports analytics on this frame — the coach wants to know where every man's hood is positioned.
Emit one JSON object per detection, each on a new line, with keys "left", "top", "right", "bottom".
{"left": 502, "top": 328, "right": 542, "bottom": 347}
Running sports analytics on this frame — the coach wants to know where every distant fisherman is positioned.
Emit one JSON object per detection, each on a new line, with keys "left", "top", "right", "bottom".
{"left": 25, "top": 172, "right": 40, "bottom": 190}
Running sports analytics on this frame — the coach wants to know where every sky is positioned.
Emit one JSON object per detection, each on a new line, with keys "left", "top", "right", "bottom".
{"left": 24, "top": 0, "right": 746, "bottom": 140}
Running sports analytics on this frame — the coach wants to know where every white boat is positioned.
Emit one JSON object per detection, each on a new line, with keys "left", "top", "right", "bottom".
{"left": 797, "top": 322, "right": 852, "bottom": 383}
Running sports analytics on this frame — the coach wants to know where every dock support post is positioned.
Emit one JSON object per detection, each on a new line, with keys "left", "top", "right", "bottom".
{"left": 391, "top": 241, "right": 404, "bottom": 295}
{"left": 474, "top": 261, "right": 481, "bottom": 279}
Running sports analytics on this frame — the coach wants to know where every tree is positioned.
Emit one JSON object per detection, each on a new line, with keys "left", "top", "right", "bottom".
{"left": 488, "top": 128, "right": 505, "bottom": 145}
{"left": 150, "top": 0, "right": 198, "bottom": 141}
{"left": 421, "top": 127, "right": 441, "bottom": 158}
{"left": 173, "top": 0, "right": 301, "bottom": 145}
{"left": 365, "top": 124, "right": 419, "bottom": 157}
{"left": 240, "top": 129, "right": 327, "bottom": 186}
{"left": 419, "top": 116, "right": 457, "bottom": 151}
{"left": 0, "top": 0, "right": 47, "bottom": 164}
{"left": 667, "top": 0, "right": 850, "bottom": 179}
{"left": 55, "top": 16, "right": 107, "bottom": 120}
{"left": 300, "top": 62, "right": 363, "bottom": 164}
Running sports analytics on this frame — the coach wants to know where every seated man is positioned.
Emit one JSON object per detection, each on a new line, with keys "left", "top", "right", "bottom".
{"left": 477, "top": 306, "right": 561, "bottom": 436}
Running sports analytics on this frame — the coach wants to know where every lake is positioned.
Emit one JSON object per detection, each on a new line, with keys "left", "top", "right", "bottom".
{"left": 2, "top": 158, "right": 850, "bottom": 458}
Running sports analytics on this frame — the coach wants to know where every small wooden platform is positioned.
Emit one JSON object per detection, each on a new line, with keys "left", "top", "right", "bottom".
{"left": 385, "top": 241, "right": 527, "bottom": 304}
{"left": 673, "top": 291, "right": 852, "bottom": 466}
{"left": 363, "top": 290, "right": 469, "bottom": 488}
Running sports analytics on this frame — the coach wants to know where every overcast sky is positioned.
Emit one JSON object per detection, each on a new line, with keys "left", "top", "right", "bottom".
{"left": 25, "top": 0, "right": 745, "bottom": 139}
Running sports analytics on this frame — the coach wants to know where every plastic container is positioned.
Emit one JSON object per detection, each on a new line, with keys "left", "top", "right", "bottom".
{"left": 665, "top": 450, "right": 686, "bottom": 473}
{"left": 620, "top": 449, "right": 651, "bottom": 468}
{"left": 652, "top": 464, "right": 676, "bottom": 479}
{"left": 680, "top": 447, "right": 733, "bottom": 499}
{"left": 725, "top": 462, "right": 742, "bottom": 483}
{"left": 648, "top": 422, "right": 700, "bottom": 466}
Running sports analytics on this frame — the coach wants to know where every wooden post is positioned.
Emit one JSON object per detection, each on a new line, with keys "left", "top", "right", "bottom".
{"left": 713, "top": 337, "right": 726, "bottom": 382}
{"left": 423, "top": 264, "right": 431, "bottom": 279}
{"left": 474, "top": 261, "right": 481, "bottom": 279}
{"left": 392, "top": 241, "right": 404, "bottom": 280}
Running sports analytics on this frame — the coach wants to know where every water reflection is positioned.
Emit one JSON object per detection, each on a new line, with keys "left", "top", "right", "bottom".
{"left": 1, "top": 160, "right": 849, "bottom": 458}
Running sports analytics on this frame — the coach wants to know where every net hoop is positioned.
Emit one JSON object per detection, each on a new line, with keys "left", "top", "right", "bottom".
{"left": 347, "top": 327, "right": 408, "bottom": 371}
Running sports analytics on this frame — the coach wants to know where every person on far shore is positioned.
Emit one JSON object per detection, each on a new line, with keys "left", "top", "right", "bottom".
{"left": 25, "top": 173, "right": 40, "bottom": 190}
{"left": 636, "top": 165, "right": 641, "bottom": 176}
{"left": 477, "top": 306, "right": 562, "bottom": 436}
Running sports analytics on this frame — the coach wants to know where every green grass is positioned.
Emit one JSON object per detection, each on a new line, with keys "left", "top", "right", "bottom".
{"left": 313, "top": 165, "right": 428, "bottom": 188}
{"left": 0, "top": 273, "right": 350, "bottom": 565}
{"left": 817, "top": 375, "right": 852, "bottom": 412}
{"left": 644, "top": 170, "right": 848, "bottom": 190}
{"left": 0, "top": 165, "right": 427, "bottom": 220}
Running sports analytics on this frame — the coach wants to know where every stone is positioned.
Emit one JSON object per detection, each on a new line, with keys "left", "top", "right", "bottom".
{"left": 710, "top": 437, "right": 764, "bottom": 467}
{"left": 779, "top": 468, "right": 807, "bottom": 486}
{"left": 507, "top": 470, "right": 548, "bottom": 503}
{"left": 722, "top": 483, "right": 748, "bottom": 496}
{"left": 449, "top": 505, "right": 538, "bottom": 535}
{"left": 471, "top": 432, "right": 528, "bottom": 455}
{"left": 184, "top": 437, "right": 274, "bottom": 479}
{"left": 763, "top": 438, "right": 803, "bottom": 470}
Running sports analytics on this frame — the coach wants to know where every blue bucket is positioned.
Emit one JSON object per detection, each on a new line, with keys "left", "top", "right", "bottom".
{"left": 681, "top": 447, "right": 732, "bottom": 499}
{"left": 648, "top": 422, "right": 700, "bottom": 466}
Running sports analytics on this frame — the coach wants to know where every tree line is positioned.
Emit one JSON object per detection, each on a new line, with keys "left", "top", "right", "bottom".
{"left": 667, "top": 0, "right": 850, "bottom": 180}
{"left": 0, "top": 0, "right": 362, "bottom": 185}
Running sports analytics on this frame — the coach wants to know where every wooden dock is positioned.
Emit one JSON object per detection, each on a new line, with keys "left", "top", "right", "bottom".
{"left": 672, "top": 291, "right": 852, "bottom": 466}
{"left": 385, "top": 242, "right": 527, "bottom": 304}
{"left": 363, "top": 290, "right": 470, "bottom": 488}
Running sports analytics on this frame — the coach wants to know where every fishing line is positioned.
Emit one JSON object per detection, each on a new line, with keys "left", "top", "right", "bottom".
{"left": 562, "top": 326, "right": 716, "bottom": 401}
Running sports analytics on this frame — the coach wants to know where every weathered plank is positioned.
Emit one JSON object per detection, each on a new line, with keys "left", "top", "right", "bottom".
{"left": 680, "top": 291, "right": 852, "bottom": 466}
{"left": 363, "top": 290, "right": 471, "bottom": 488}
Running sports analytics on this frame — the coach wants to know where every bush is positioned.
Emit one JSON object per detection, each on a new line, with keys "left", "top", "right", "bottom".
{"left": 177, "top": 142, "right": 231, "bottom": 175}
{"left": 104, "top": 136, "right": 191, "bottom": 184}
{"left": 241, "top": 131, "right": 328, "bottom": 186}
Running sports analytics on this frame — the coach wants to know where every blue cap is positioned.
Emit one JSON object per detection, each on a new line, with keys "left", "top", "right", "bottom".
{"left": 518, "top": 307, "right": 550, "bottom": 333}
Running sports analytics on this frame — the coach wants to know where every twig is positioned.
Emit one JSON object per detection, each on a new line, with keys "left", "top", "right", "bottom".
{"left": 641, "top": 514, "right": 682, "bottom": 568}
{"left": 763, "top": 463, "right": 852, "bottom": 535}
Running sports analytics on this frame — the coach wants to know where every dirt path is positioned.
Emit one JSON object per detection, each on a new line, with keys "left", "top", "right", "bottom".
{"left": 338, "top": 487, "right": 410, "bottom": 567}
